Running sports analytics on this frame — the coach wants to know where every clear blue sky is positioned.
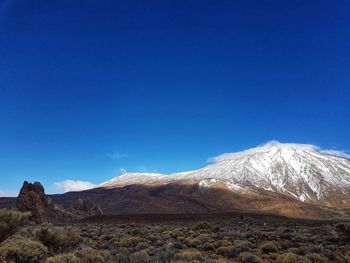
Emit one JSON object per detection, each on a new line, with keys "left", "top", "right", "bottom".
{"left": 1, "top": 0, "right": 349, "bottom": 195}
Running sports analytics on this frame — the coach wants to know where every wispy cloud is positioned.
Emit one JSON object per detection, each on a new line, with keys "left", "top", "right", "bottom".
{"left": 209, "top": 140, "right": 350, "bottom": 163}
{"left": 0, "top": 190, "right": 17, "bottom": 197}
{"left": 107, "top": 152, "right": 129, "bottom": 160}
{"left": 53, "top": 180, "right": 97, "bottom": 193}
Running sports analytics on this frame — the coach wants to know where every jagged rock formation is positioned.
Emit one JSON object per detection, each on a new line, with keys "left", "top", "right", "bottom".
{"left": 15, "top": 181, "right": 102, "bottom": 222}
{"left": 16, "top": 181, "right": 48, "bottom": 223}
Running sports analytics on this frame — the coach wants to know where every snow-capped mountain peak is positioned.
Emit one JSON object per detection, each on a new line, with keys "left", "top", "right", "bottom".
{"left": 100, "top": 141, "right": 350, "bottom": 205}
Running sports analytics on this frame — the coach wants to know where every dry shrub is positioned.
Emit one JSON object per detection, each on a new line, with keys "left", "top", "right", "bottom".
{"left": 276, "top": 252, "right": 300, "bottom": 263}
{"left": 74, "top": 247, "right": 105, "bottom": 263}
{"left": 170, "top": 229, "right": 185, "bottom": 238}
{"left": 216, "top": 246, "right": 237, "bottom": 258}
{"left": 120, "top": 236, "right": 141, "bottom": 247}
{"left": 186, "top": 237, "right": 201, "bottom": 248}
{"left": 193, "top": 221, "right": 213, "bottom": 231}
{"left": 129, "top": 250, "right": 151, "bottom": 263}
{"left": 259, "top": 241, "right": 278, "bottom": 253}
{"left": 336, "top": 223, "right": 350, "bottom": 240}
{"left": 35, "top": 224, "right": 82, "bottom": 252}
{"left": 46, "top": 253, "right": 79, "bottom": 263}
{"left": 0, "top": 237, "right": 48, "bottom": 263}
{"left": 154, "top": 247, "right": 176, "bottom": 263}
{"left": 179, "top": 249, "right": 203, "bottom": 261}
{"left": 219, "top": 240, "right": 232, "bottom": 247}
{"left": 0, "top": 209, "right": 30, "bottom": 242}
{"left": 238, "top": 252, "right": 262, "bottom": 263}
{"left": 201, "top": 242, "right": 215, "bottom": 251}
{"left": 305, "top": 253, "right": 328, "bottom": 263}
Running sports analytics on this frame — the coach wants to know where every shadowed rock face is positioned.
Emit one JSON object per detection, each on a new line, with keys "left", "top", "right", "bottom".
{"left": 16, "top": 181, "right": 47, "bottom": 223}
{"left": 77, "top": 198, "right": 102, "bottom": 216}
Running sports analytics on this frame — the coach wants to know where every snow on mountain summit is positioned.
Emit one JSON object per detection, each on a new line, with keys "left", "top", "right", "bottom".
{"left": 100, "top": 141, "right": 350, "bottom": 204}
{"left": 209, "top": 140, "right": 350, "bottom": 162}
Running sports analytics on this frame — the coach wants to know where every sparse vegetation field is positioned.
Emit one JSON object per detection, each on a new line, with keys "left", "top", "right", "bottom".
{"left": 1, "top": 210, "right": 350, "bottom": 262}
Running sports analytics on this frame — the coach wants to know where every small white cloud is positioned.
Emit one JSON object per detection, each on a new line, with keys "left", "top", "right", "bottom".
{"left": 209, "top": 140, "right": 350, "bottom": 163}
{"left": 107, "top": 152, "right": 129, "bottom": 160}
{"left": 0, "top": 190, "right": 17, "bottom": 197}
{"left": 53, "top": 180, "right": 97, "bottom": 193}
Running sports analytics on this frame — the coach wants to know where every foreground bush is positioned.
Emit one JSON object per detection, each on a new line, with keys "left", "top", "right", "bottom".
{"left": 0, "top": 237, "right": 48, "bottom": 263}
{"left": 0, "top": 209, "right": 30, "bottom": 242}
{"left": 35, "top": 224, "right": 82, "bottom": 252}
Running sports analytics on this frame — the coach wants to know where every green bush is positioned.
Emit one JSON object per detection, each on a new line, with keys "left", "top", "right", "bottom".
{"left": 46, "top": 253, "right": 79, "bottom": 263}
{"left": 35, "top": 224, "right": 82, "bottom": 252}
{"left": 0, "top": 237, "right": 48, "bottom": 263}
{"left": 0, "top": 209, "right": 30, "bottom": 242}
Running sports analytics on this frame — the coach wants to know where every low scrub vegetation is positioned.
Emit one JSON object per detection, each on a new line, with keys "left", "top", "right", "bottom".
{"left": 0, "top": 209, "right": 30, "bottom": 242}
{"left": 1, "top": 213, "right": 350, "bottom": 262}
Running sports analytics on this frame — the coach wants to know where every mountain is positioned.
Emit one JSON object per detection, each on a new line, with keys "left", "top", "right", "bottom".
{"left": 2, "top": 141, "right": 350, "bottom": 219}
{"left": 101, "top": 141, "right": 350, "bottom": 208}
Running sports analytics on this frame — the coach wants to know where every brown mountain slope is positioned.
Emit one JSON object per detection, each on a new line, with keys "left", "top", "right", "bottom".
{"left": 50, "top": 181, "right": 350, "bottom": 219}
{"left": 1, "top": 181, "right": 349, "bottom": 219}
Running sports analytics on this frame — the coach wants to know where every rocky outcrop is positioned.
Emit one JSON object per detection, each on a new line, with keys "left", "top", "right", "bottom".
{"left": 78, "top": 198, "right": 102, "bottom": 216}
{"left": 16, "top": 181, "right": 48, "bottom": 223}
{"left": 15, "top": 181, "right": 103, "bottom": 223}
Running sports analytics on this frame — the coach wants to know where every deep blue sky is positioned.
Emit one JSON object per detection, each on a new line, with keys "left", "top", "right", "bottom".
{"left": 1, "top": 0, "right": 349, "bottom": 195}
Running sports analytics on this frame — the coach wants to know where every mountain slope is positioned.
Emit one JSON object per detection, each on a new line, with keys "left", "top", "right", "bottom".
{"left": 101, "top": 141, "right": 350, "bottom": 208}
